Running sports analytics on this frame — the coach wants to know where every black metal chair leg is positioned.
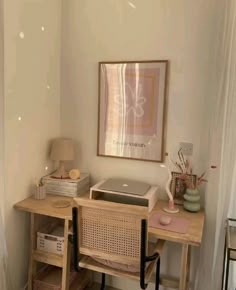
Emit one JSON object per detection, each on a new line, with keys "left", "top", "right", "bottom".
{"left": 155, "top": 258, "right": 160, "bottom": 290}
{"left": 100, "top": 273, "right": 106, "bottom": 290}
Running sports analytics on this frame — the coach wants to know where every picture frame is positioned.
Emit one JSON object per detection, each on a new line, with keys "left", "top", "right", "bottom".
{"left": 97, "top": 60, "right": 168, "bottom": 162}
{"left": 170, "top": 172, "right": 197, "bottom": 205}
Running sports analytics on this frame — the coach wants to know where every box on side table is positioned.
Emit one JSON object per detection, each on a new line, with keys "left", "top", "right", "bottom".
{"left": 43, "top": 173, "right": 90, "bottom": 197}
{"left": 37, "top": 226, "right": 64, "bottom": 255}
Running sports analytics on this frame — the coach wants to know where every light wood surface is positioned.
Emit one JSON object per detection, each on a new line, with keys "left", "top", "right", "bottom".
{"left": 28, "top": 213, "right": 37, "bottom": 290}
{"left": 62, "top": 219, "right": 71, "bottom": 290}
{"left": 14, "top": 194, "right": 205, "bottom": 247}
{"left": 14, "top": 195, "right": 75, "bottom": 220}
{"left": 179, "top": 244, "right": 189, "bottom": 290}
{"left": 32, "top": 250, "right": 63, "bottom": 267}
{"left": 79, "top": 255, "right": 155, "bottom": 282}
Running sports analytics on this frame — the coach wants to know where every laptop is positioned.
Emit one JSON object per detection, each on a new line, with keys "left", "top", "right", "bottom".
{"left": 98, "top": 178, "right": 151, "bottom": 196}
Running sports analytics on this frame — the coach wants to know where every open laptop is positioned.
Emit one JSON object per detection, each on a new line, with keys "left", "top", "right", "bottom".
{"left": 98, "top": 178, "right": 151, "bottom": 196}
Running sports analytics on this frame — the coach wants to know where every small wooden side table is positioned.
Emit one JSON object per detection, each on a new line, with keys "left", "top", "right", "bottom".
{"left": 222, "top": 218, "right": 236, "bottom": 290}
{"left": 14, "top": 194, "right": 90, "bottom": 290}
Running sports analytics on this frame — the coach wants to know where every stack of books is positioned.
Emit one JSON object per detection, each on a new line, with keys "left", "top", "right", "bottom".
{"left": 42, "top": 173, "right": 90, "bottom": 197}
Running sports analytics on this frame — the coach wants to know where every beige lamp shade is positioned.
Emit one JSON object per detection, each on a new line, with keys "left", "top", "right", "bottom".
{"left": 50, "top": 138, "right": 75, "bottom": 161}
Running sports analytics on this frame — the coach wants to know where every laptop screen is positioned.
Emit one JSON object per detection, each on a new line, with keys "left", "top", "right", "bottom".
{"left": 98, "top": 178, "right": 151, "bottom": 196}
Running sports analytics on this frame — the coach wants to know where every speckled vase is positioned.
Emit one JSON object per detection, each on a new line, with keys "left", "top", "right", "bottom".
{"left": 183, "top": 188, "right": 200, "bottom": 212}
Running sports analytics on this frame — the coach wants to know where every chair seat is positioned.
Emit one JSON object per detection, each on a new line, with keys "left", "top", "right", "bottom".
{"left": 79, "top": 255, "right": 156, "bottom": 282}
{"left": 91, "top": 242, "right": 157, "bottom": 273}
{"left": 79, "top": 240, "right": 165, "bottom": 283}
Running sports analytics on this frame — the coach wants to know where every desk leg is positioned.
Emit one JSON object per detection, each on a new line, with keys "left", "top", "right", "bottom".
{"left": 186, "top": 246, "right": 191, "bottom": 290}
{"left": 62, "top": 219, "right": 71, "bottom": 290}
{"left": 179, "top": 244, "right": 190, "bottom": 290}
{"left": 28, "top": 213, "right": 37, "bottom": 290}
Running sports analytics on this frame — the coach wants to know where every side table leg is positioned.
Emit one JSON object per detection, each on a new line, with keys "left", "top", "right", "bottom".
{"left": 224, "top": 249, "right": 230, "bottom": 290}
{"left": 179, "top": 244, "right": 190, "bottom": 290}
{"left": 221, "top": 236, "right": 227, "bottom": 290}
{"left": 186, "top": 246, "right": 191, "bottom": 290}
{"left": 28, "top": 213, "right": 37, "bottom": 290}
{"left": 62, "top": 219, "right": 71, "bottom": 290}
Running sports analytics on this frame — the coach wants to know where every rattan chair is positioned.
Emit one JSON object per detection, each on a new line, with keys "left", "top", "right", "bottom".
{"left": 72, "top": 197, "right": 165, "bottom": 290}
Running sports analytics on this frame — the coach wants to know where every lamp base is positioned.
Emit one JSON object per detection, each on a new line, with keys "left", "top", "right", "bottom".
{"left": 51, "top": 161, "right": 69, "bottom": 179}
{"left": 163, "top": 200, "right": 179, "bottom": 214}
{"left": 51, "top": 172, "right": 69, "bottom": 179}
{"left": 163, "top": 207, "right": 179, "bottom": 214}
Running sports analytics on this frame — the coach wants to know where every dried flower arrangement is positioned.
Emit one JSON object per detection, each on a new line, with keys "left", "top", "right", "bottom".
{"left": 173, "top": 149, "right": 216, "bottom": 189}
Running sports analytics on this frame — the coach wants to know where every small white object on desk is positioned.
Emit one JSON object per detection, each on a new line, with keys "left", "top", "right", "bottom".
{"left": 34, "top": 184, "right": 46, "bottom": 200}
{"left": 43, "top": 172, "right": 90, "bottom": 197}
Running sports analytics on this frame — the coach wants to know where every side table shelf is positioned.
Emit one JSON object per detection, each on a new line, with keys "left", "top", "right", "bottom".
{"left": 14, "top": 195, "right": 90, "bottom": 290}
{"left": 32, "top": 250, "right": 63, "bottom": 267}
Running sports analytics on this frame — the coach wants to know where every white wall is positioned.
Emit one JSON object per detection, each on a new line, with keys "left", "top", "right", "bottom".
{"left": 1, "top": 0, "right": 218, "bottom": 288}
{"left": 61, "top": 0, "right": 213, "bottom": 181}
{"left": 61, "top": 1, "right": 216, "bottom": 289}
{"left": 4, "top": 0, "right": 61, "bottom": 288}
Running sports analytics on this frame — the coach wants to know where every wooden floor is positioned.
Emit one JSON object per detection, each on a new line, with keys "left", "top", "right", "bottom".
{"left": 85, "top": 283, "right": 120, "bottom": 290}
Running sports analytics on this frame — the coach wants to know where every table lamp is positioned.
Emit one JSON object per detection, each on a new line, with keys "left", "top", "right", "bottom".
{"left": 50, "top": 138, "right": 75, "bottom": 179}
{"left": 160, "top": 153, "right": 179, "bottom": 214}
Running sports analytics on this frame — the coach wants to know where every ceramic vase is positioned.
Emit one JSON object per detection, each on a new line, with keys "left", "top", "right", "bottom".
{"left": 183, "top": 188, "right": 200, "bottom": 212}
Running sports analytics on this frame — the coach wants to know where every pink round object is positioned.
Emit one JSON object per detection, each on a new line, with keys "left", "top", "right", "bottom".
{"left": 159, "top": 215, "right": 172, "bottom": 226}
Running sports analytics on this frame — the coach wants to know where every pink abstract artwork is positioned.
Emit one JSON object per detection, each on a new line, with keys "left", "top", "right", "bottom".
{"left": 98, "top": 61, "right": 168, "bottom": 162}
{"left": 104, "top": 68, "right": 160, "bottom": 136}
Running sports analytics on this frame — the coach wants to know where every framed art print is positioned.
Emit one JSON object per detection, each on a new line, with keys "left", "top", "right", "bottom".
{"left": 97, "top": 60, "right": 168, "bottom": 162}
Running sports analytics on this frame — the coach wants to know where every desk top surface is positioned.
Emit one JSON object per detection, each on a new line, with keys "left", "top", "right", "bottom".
{"left": 14, "top": 193, "right": 204, "bottom": 247}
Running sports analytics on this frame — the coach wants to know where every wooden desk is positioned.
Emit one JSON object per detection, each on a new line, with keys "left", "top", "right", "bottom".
{"left": 15, "top": 194, "right": 205, "bottom": 290}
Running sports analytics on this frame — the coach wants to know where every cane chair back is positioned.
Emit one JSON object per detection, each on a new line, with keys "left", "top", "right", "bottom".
{"left": 73, "top": 197, "right": 148, "bottom": 266}
{"left": 72, "top": 197, "right": 164, "bottom": 290}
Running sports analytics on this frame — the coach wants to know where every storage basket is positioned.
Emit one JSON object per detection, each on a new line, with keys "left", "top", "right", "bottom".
{"left": 37, "top": 226, "right": 64, "bottom": 255}
{"left": 33, "top": 266, "right": 77, "bottom": 290}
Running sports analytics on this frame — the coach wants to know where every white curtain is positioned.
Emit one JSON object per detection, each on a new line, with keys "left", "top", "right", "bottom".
{"left": 195, "top": 1, "right": 236, "bottom": 289}
{"left": 212, "top": 1, "right": 236, "bottom": 288}
{"left": 0, "top": 215, "right": 8, "bottom": 290}
{"left": 0, "top": 0, "right": 8, "bottom": 289}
